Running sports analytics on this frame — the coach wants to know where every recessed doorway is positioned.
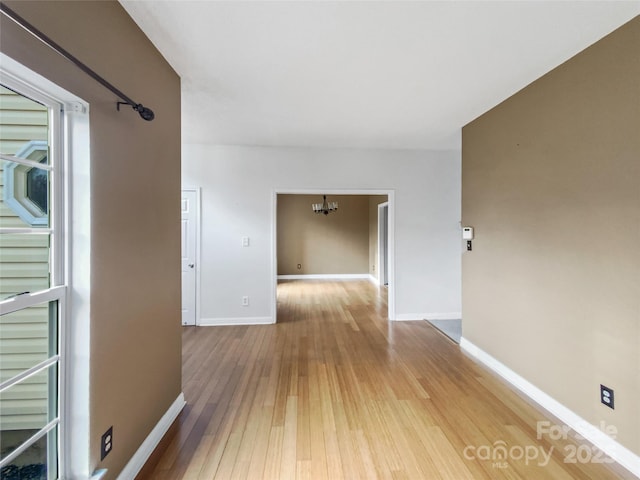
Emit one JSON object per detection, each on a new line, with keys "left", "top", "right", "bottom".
{"left": 272, "top": 190, "right": 395, "bottom": 322}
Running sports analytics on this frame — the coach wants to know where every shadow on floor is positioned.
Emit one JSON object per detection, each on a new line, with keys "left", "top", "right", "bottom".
{"left": 426, "top": 318, "right": 461, "bottom": 344}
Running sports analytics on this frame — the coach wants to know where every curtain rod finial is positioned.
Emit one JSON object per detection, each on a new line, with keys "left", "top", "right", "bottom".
{"left": 134, "top": 104, "right": 155, "bottom": 121}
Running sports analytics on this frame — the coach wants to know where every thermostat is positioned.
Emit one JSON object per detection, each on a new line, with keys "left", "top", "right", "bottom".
{"left": 462, "top": 226, "right": 474, "bottom": 240}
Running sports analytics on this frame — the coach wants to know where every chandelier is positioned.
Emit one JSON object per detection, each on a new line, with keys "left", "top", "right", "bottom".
{"left": 312, "top": 195, "right": 338, "bottom": 215}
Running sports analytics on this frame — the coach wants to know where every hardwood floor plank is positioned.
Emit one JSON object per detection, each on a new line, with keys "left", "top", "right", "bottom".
{"left": 137, "top": 280, "right": 635, "bottom": 480}
{"left": 262, "top": 425, "right": 284, "bottom": 480}
{"left": 316, "top": 364, "right": 342, "bottom": 480}
{"left": 212, "top": 430, "right": 242, "bottom": 480}
{"left": 280, "top": 395, "right": 298, "bottom": 480}
{"left": 332, "top": 398, "right": 367, "bottom": 480}
{"left": 374, "top": 399, "right": 433, "bottom": 479}
{"left": 361, "top": 399, "right": 405, "bottom": 476}
{"left": 245, "top": 407, "right": 276, "bottom": 479}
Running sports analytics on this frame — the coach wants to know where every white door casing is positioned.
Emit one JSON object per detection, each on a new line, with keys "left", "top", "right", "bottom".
{"left": 378, "top": 202, "right": 389, "bottom": 286}
{"left": 181, "top": 190, "right": 198, "bottom": 326}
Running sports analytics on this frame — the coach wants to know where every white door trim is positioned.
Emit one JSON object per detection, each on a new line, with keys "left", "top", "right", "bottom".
{"left": 272, "top": 189, "right": 396, "bottom": 321}
{"left": 181, "top": 187, "right": 201, "bottom": 326}
{"left": 377, "top": 201, "right": 389, "bottom": 288}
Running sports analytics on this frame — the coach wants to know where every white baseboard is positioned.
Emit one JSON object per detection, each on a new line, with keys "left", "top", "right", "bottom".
{"left": 394, "top": 312, "right": 462, "bottom": 321}
{"left": 368, "top": 274, "right": 379, "bottom": 285}
{"left": 277, "top": 274, "right": 370, "bottom": 280}
{"left": 460, "top": 338, "right": 640, "bottom": 478}
{"left": 117, "top": 393, "right": 186, "bottom": 480}
{"left": 198, "top": 316, "right": 273, "bottom": 326}
{"left": 425, "top": 313, "right": 462, "bottom": 320}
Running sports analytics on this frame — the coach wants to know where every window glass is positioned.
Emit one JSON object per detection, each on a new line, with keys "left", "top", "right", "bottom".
{"left": 26, "top": 163, "right": 48, "bottom": 213}
{"left": 0, "top": 364, "right": 58, "bottom": 463}
{"left": 0, "top": 86, "right": 48, "bottom": 163}
{"left": 0, "top": 81, "right": 60, "bottom": 480}
{"left": 1, "top": 85, "right": 49, "bottom": 228}
{"left": 0, "top": 301, "right": 57, "bottom": 382}
{"left": 0, "top": 425, "right": 58, "bottom": 479}
{"left": 0, "top": 233, "right": 51, "bottom": 301}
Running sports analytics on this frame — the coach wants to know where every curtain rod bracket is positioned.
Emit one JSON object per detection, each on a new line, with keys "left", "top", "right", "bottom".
{"left": 117, "top": 102, "right": 155, "bottom": 121}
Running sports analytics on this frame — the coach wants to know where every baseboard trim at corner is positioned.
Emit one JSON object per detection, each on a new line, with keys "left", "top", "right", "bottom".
{"left": 277, "top": 274, "right": 370, "bottom": 280}
{"left": 198, "top": 316, "right": 273, "bottom": 326}
{"left": 459, "top": 338, "right": 640, "bottom": 478}
{"left": 116, "top": 393, "right": 186, "bottom": 480}
{"left": 368, "top": 274, "right": 379, "bottom": 285}
{"left": 424, "top": 313, "right": 462, "bottom": 321}
{"left": 394, "top": 312, "right": 462, "bottom": 322}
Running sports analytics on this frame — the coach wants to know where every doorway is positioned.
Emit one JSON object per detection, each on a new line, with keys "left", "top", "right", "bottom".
{"left": 272, "top": 189, "right": 395, "bottom": 321}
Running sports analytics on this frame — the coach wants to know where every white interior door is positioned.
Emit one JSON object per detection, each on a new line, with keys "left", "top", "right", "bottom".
{"left": 181, "top": 190, "right": 198, "bottom": 326}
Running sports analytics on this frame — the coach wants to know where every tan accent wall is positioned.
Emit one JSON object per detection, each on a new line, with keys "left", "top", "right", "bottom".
{"left": 462, "top": 17, "right": 639, "bottom": 455}
{"left": 1, "top": 1, "right": 181, "bottom": 477}
{"left": 368, "top": 195, "right": 388, "bottom": 278}
{"left": 277, "top": 194, "right": 370, "bottom": 275}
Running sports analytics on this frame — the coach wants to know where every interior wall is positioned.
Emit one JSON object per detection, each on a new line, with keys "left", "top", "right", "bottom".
{"left": 462, "top": 17, "right": 639, "bottom": 456}
{"left": 0, "top": 2, "right": 182, "bottom": 478}
{"left": 182, "top": 144, "right": 461, "bottom": 323}
{"left": 369, "top": 195, "right": 388, "bottom": 279}
{"left": 277, "top": 194, "right": 369, "bottom": 275}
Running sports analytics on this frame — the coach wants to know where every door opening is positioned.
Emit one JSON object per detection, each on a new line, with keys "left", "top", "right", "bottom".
{"left": 272, "top": 190, "right": 395, "bottom": 322}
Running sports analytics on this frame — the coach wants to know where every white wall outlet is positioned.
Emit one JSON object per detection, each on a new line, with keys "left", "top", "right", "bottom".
{"left": 242, "top": 236, "right": 250, "bottom": 247}
{"left": 242, "top": 296, "right": 249, "bottom": 306}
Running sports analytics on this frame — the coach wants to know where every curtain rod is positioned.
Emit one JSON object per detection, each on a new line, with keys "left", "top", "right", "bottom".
{"left": 0, "top": 1, "right": 155, "bottom": 121}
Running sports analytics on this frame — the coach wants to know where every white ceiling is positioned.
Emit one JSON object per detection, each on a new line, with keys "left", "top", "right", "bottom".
{"left": 120, "top": 1, "right": 639, "bottom": 150}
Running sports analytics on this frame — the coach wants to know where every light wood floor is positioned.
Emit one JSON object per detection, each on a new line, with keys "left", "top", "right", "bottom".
{"left": 137, "top": 280, "right": 634, "bottom": 479}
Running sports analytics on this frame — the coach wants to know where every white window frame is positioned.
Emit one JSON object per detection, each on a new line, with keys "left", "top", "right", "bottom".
{"left": 0, "top": 53, "right": 91, "bottom": 480}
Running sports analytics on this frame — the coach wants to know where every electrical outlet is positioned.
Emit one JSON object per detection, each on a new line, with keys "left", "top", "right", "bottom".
{"left": 101, "top": 426, "right": 113, "bottom": 460}
{"left": 242, "top": 296, "right": 249, "bottom": 306}
{"left": 600, "top": 385, "right": 614, "bottom": 409}
{"left": 297, "top": 264, "right": 301, "bottom": 270}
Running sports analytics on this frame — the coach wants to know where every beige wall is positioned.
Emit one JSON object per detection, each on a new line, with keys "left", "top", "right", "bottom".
{"left": 368, "top": 195, "right": 388, "bottom": 278}
{"left": 1, "top": 2, "right": 182, "bottom": 478}
{"left": 462, "top": 16, "right": 639, "bottom": 456}
{"left": 278, "top": 194, "right": 370, "bottom": 275}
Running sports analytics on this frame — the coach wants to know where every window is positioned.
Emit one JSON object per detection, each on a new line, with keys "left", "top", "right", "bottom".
{"left": 1, "top": 52, "right": 90, "bottom": 480}
{"left": 3, "top": 140, "right": 49, "bottom": 226}
{"left": 1, "top": 79, "right": 63, "bottom": 479}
